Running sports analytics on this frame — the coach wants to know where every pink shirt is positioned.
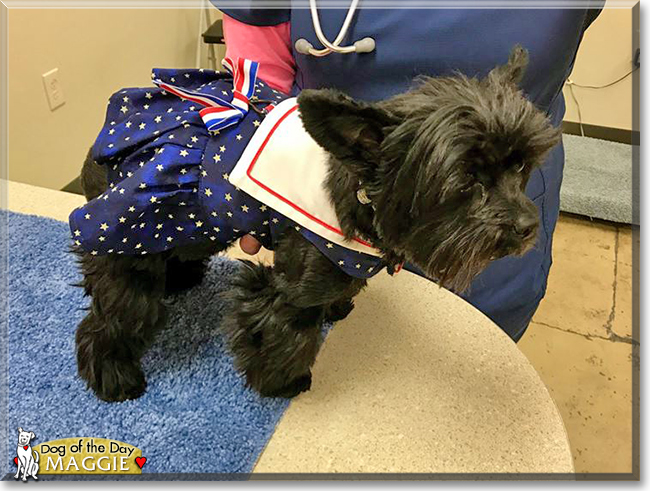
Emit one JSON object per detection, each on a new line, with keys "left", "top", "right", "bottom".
{"left": 222, "top": 14, "right": 296, "bottom": 94}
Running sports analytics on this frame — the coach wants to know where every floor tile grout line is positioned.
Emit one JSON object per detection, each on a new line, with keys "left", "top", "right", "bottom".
{"left": 603, "top": 230, "right": 619, "bottom": 338}
{"left": 531, "top": 320, "right": 638, "bottom": 345}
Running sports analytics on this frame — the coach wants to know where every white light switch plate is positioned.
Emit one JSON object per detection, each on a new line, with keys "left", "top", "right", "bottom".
{"left": 42, "top": 68, "right": 66, "bottom": 111}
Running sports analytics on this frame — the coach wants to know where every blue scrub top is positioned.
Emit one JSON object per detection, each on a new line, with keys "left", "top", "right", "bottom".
{"left": 210, "top": 4, "right": 603, "bottom": 340}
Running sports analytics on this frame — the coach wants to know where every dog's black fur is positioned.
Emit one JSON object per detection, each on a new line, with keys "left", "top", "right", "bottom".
{"left": 73, "top": 46, "right": 560, "bottom": 402}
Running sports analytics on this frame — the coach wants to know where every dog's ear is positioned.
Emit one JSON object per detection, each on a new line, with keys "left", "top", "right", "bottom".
{"left": 297, "top": 89, "right": 397, "bottom": 178}
{"left": 17, "top": 427, "right": 22, "bottom": 433}
{"left": 488, "top": 45, "right": 529, "bottom": 86}
{"left": 29, "top": 432, "right": 35, "bottom": 440}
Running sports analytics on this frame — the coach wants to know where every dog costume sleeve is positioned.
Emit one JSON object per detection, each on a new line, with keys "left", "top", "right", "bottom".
{"left": 68, "top": 62, "right": 384, "bottom": 280}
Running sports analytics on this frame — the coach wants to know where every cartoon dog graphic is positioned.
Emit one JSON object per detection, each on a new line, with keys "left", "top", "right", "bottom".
{"left": 14, "top": 427, "right": 39, "bottom": 481}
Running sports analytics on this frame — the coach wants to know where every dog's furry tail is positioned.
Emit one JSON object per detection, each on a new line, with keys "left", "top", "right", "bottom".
{"left": 221, "top": 260, "right": 320, "bottom": 397}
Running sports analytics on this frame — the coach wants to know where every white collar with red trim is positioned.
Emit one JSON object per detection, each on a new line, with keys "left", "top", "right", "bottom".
{"left": 229, "top": 98, "right": 381, "bottom": 257}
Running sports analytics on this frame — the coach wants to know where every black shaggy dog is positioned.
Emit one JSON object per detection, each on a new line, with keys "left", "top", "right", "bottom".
{"left": 74, "top": 46, "right": 560, "bottom": 401}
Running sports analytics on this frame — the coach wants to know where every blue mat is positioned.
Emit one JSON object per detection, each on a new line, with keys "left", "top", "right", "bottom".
{"left": 1, "top": 211, "right": 290, "bottom": 476}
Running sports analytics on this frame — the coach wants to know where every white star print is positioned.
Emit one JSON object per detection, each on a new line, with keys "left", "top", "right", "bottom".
{"left": 195, "top": 221, "right": 203, "bottom": 227}
{"left": 156, "top": 224, "right": 163, "bottom": 230}
{"left": 180, "top": 168, "right": 187, "bottom": 175}
{"left": 180, "top": 149, "right": 189, "bottom": 157}
{"left": 272, "top": 218, "right": 279, "bottom": 224}
{"left": 99, "top": 237, "right": 105, "bottom": 242}
{"left": 241, "top": 205, "right": 249, "bottom": 213}
{"left": 144, "top": 104, "right": 150, "bottom": 110}
{"left": 91, "top": 251, "right": 98, "bottom": 256}
{"left": 139, "top": 183, "right": 147, "bottom": 189}
{"left": 326, "top": 243, "right": 334, "bottom": 249}
{"left": 84, "top": 214, "right": 91, "bottom": 220}
{"left": 356, "top": 264, "right": 361, "bottom": 269}
{"left": 227, "top": 211, "right": 233, "bottom": 218}
{"left": 225, "top": 193, "right": 232, "bottom": 201}
{"left": 139, "top": 123, "right": 146, "bottom": 130}
{"left": 135, "top": 243, "right": 142, "bottom": 249}
{"left": 125, "top": 121, "right": 132, "bottom": 128}
{"left": 119, "top": 217, "right": 126, "bottom": 223}
{"left": 120, "top": 106, "right": 128, "bottom": 114}
{"left": 154, "top": 116, "right": 162, "bottom": 123}
{"left": 205, "top": 188, "right": 213, "bottom": 197}
{"left": 74, "top": 230, "right": 81, "bottom": 237}
{"left": 236, "top": 134, "right": 242, "bottom": 141}
{"left": 145, "top": 92, "right": 153, "bottom": 99}
{"left": 99, "top": 222, "right": 109, "bottom": 231}
{"left": 260, "top": 205, "right": 267, "bottom": 212}
{"left": 119, "top": 189, "right": 125, "bottom": 194}
{"left": 253, "top": 120, "right": 261, "bottom": 127}
{"left": 338, "top": 260, "right": 345, "bottom": 266}
{"left": 213, "top": 154, "right": 221, "bottom": 163}
{"left": 128, "top": 206, "right": 136, "bottom": 212}
{"left": 166, "top": 237, "right": 173, "bottom": 242}
{"left": 368, "top": 267, "right": 374, "bottom": 273}
{"left": 188, "top": 213, "right": 195, "bottom": 219}
{"left": 219, "top": 145, "right": 226, "bottom": 153}
{"left": 156, "top": 164, "right": 164, "bottom": 171}
{"left": 169, "top": 134, "right": 175, "bottom": 139}
{"left": 109, "top": 129, "right": 115, "bottom": 135}
{"left": 191, "top": 136, "right": 199, "bottom": 143}
{"left": 222, "top": 173, "right": 229, "bottom": 180}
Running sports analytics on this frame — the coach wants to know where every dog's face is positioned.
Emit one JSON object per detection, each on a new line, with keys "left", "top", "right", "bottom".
{"left": 17, "top": 428, "right": 35, "bottom": 446}
{"left": 298, "top": 46, "right": 561, "bottom": 292}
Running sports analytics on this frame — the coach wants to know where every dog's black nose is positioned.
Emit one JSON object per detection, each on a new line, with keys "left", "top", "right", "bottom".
{"left": 514, "top": 214, "right": 537, "bottom": 238}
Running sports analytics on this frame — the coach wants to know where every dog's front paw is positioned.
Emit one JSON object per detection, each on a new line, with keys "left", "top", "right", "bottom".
{"left": 253, "top": 371, "right": 312, "bottom": 399}
{"left": 79, "top": 357, "right": 147, "bottom": 402}
{"left": 324, "top": 298, "right": 355, "bottom": 322}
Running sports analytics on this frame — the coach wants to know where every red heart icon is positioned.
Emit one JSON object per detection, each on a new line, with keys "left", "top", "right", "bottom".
{"left": 14, "top": 457, "right": 18, "bottom": 465}
{"left": 23, "top": 446, "right": 28, "bottom": 450}
{"left": 135, "top": 457, "right": 147, "bottom": 469}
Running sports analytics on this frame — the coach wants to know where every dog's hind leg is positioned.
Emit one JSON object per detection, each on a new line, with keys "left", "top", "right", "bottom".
{"left": 223, "top": 229, "right": 366, "bottom": 398}
{"left": 74, "top": 251, "right": 168, "bottom": 402}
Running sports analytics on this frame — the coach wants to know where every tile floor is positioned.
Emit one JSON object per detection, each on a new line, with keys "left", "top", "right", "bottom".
{"left": 519, "top": 214, "right": 638, "bottom": 474}
{"left": 226, "top": 213, "right": 639, "bottom": 475}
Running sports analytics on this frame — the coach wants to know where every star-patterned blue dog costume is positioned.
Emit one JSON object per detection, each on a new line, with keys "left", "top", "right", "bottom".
{"left": 69, "top": 61, "right": 384, "bottom": 279}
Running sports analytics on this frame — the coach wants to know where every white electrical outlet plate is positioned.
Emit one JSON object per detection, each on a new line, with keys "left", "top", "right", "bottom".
{"left": 42, "top": 68, "right": 66, "bottom": 111}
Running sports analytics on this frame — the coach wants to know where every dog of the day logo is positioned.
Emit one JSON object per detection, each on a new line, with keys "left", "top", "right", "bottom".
{"left": 12, "top": 432, "right": 146, "bottom": 478}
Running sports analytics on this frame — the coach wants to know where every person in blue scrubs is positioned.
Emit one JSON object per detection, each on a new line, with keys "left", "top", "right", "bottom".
{"left": 211, "top": 3, "right": 604, "bottom": 341}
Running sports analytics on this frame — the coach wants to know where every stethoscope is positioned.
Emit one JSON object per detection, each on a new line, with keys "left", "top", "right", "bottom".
{"left": 294, "top": 0, "right": 376, "bottom": 57}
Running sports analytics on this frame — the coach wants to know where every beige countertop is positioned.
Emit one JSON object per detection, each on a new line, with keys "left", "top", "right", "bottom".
{"left": 4, "top": 180, "right": 574, "bottom": 475}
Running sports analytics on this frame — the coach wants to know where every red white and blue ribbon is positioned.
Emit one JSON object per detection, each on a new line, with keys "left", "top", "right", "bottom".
{"left": 152, "top": 57, "right": 260, "bottom": 132}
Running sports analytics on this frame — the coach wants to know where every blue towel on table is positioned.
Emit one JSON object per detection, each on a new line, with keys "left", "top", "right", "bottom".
{"left": 1, "top": 211, "right": 291, "bottom": 478}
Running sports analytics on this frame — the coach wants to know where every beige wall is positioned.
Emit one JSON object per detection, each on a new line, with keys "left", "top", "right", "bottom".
{"left": 8, "top": 7, "right": 224, "bottom": 190}
{"left": 563, "top": 5, "right": 636, "bottom": 130}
